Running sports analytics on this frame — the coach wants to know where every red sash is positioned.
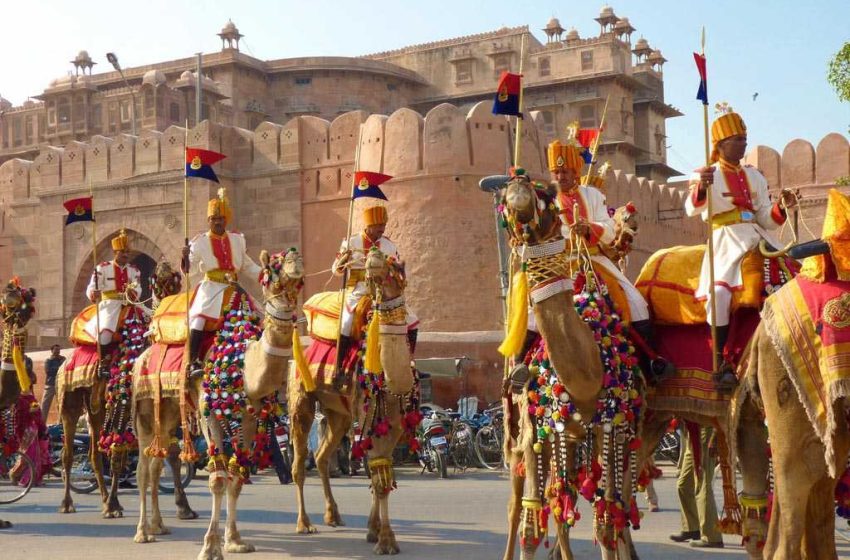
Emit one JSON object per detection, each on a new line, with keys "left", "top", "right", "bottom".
{"left": 557, "top": 190, "right": 588, "bottom": 226}
{"left": 720, "top": 163, "right": 754, "bottom": 211}
{"left": 209, "top": 233, "right": 235, "bottom": 271}
{"left": 113, "top": 263, "right": 128, "bottom": 291}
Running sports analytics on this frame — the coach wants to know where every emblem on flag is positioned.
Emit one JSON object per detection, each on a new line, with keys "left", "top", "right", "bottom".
{"left": 63, "top": 196, "right": 94, "bottom": 225}
{"left": 351, "top": 171, "right": 392, "bottom": 201}
{"left": 185, "top": 148, "right": 226, "bottom": 182}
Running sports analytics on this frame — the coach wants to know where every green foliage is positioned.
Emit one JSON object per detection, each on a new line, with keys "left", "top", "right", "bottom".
{"left": 827, "top": 42, "right": 850, "bottom": 103}
{"left": 836, "top": 175, "right": 850, "bottom": 187}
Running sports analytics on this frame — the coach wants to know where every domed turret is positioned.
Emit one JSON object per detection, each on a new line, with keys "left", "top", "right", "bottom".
{"left": 70, "top": 50, "right": 96, "bottom": 75}
{"left": 632, "top": 36, "right": 652, "bottom": 62}
{"left": 142, "top": 69, "right": 167, "bottom": 87}
{"left": 542, "top": 16, "right": 565, "bottom": 43}
{"left": 218, "top": 19, "right": 243, "bottom": 51}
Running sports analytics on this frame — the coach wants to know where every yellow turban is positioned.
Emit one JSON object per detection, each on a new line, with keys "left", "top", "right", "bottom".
{"left": 207, "top": 187, "right": 232, "bottom": 225}
{"left": 111, "top": 229, "right": 129, "bottom": 252}
{"left": 710, "top": 111, "right": 747, "bottom": 163}
{"left": 800, "top": 189, "right": 850, "bottom": 282}
{"left": 547, "top": 140, "right": 584, "bottom": 174}
{"left": 363, "top": 205, "right": 388, "bottom": 227}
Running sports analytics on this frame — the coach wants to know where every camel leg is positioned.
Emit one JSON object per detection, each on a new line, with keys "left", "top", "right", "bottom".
{"left": 59, "top": 391, "right": 82, "bottom": 513}
{"left": 163, "top": 398, "right": 198, "bottom": 520}
{"left": 149, "top": 457, "right": 170, "bottom": 535}
{"left": 502, "top": 448, "right": 523, "bottom": 560}
{"left": 85, "top": 401, "right": 111, "bottom": 515}
{"left": 224, "top": 412, "right": 256, "bottom": 553}
{"left": 292, "top": 398, "right": 318, "bottom": 534}
{"left": 103, "top": 450, "right": 125, "bottom": 518}
{"left": 134, "top": 400, "right": 155, "bottom": 543}
{"left": 316, "top": 410, "right": 350, "bottom": 527}
{"left": 198, "top": 417, "right": 227, "bottom": 560}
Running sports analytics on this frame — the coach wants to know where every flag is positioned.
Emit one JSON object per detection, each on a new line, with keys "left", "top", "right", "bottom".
{"left": 63, "top": 197, "right": 94, "bottom": 225}
{"left": 185, "top": 148, "right": 226, "bottom": 183}
{"left": 492, "top": 72, "right": 522, "bottom": 116}
{"left": 577, "top": 128, "right": 600, "bottom": 164}
{"left": 694, "top": 52, "right": 708, "bottom": 105}
{"left": 352, "top": 171, "right": 392, "bottom": 201}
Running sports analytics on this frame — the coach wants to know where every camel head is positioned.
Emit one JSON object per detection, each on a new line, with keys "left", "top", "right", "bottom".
{"left": 259, "top": 248, "right": 304, "bottom": 319}
{"left": 0, "top": 277, "right": 35, "bottom": 328}
{"left": 501, "top": 174, "right": 560, "bottom": 246}
{"left": 151, "top": 260, "right": 182, "bottom": 303}
{"left": 365, "top": 247, "right": 406, "bottom": 301}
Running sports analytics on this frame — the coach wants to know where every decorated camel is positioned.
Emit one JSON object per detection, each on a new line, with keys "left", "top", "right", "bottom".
{"left": 289, "top": 247, "right": 418, "bottom": 554}
{"left": 57, "top": 260, "right": 178, "bottom": 518}
{"left": 496, "top": 173, "right": 644, "bottom": 560}
{"left": 732, "top": 188, "right": 850, "bottom": 559}
{"left": 0, "top": 278, "right": 37, "bottom": 530}
{"left": 180, "top": 248, "right": 304, "bottom": 559}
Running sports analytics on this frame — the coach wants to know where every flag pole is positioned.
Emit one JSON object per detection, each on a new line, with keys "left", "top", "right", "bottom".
{"left": 512, "top": 32, "right": 527, "bottom": 167}
{"left": 89, "top": 177, "right": 103, "bottom": 372}
{"left": 581, "top": 93, "right": 611, "bottom": 185}
{"left": 183, "top": 121, "right": 192, "bottom": 371}
{"left": 334, "top": 124, "right": 364, "bottom": 379}
{"left": 699, "top": 28, "right": 719, "bottom": 374}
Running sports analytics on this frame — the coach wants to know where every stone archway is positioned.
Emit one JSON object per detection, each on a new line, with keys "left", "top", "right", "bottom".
{"left": 70, "top": 229, "right": 166, "bottom": 314}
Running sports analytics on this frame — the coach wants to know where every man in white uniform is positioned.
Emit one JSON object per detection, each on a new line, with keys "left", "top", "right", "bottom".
{"left": 85, "top": 229, "right": 141, "bottom": 377}
{"left": 685, "top": 107, "right": 796, "bottom": 391}
{"left": 331, "top": 205, "right": 418, "bottom": 379}
{"left": 181, "top": 188, "right": 262, "bottom": 377}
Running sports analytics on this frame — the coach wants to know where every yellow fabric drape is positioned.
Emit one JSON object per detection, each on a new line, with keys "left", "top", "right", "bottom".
{"left": 13, "top": 343, "right": 30, "bottom": 393}
{"left": 499, "top": 268, "right": 529, "bottom": 357}
{"left": 292, "top": 329, "right": 315, "bottom": 392}
{"left": 364, "top": 310, "right": 382, "bottom": 373}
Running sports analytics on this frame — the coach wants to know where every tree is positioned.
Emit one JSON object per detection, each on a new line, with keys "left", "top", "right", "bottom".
{"left": 827, "top": 41, "right": 850, "bottom": 103}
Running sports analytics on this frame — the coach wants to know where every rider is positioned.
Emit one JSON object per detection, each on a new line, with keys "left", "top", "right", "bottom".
{"left": 331, "top": 205, "right": 418, "bottom": 377}
{"left": 686, "top": 105, "right": 797, "bottom": 391}
{"left": 508, "top": 134, "right": 671, "bottom": 391}
{"left": 181, "top": 188, "right": 262, "bottom": 377}
{"left": 85, "top": 229, "right": 140, "bottom": 378}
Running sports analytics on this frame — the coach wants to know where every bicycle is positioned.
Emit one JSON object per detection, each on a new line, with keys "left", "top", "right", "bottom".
{"left": 447, "top": 416, "right": 475, "bottom": 472}
{"left": 472, "top": 404, "right": 505, "bottom": 470}
{"left": 0, "top": 408, "right": 35, "bottom": 505}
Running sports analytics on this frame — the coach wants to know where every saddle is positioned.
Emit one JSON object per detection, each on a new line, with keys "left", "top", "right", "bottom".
{"left": 303, "top": 289, "right": 372, "bottom": 343}
{"left": 68, "top": 304, "right": 131, "bottom": 346}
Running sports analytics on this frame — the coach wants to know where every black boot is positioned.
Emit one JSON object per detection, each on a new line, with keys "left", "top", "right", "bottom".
{"left": 713, "top": 325, "right": 738, "bottom": 393}
{"left": 332, "top": 335, "right": 353, "bottom": 390}
{"left": 187, "top": 329, "right": 205, "bottom": 379}
{"left": 631, "top": 319, "right": 676, "bottom": 383}
{"left": 97, "top": 343, "right": 116, "bottom": 380}
{"left": 509, "top": 330, "right": 539, "bottom": 394}
{"left": 407, "top": 329, "right": 418, "bottom": 356}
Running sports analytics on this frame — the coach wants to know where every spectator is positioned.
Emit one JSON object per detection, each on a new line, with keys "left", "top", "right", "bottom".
{"left": 40, "top": 345, "right": 65, "bottom": 422}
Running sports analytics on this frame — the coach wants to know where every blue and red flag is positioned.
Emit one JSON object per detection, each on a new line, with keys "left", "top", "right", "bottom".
{"left": 352, "top": 171, "right": 392, "bottom": 201}
{"left": 185, "top": 148, "right": 226, "bottom": 183}
{"left": 577, "top": 128, "right": 600, "bottom": 163}
{"left": 492, "top": 72, "right": 522, "bottom": 117}
{"left": 693, "top": 52, "right": 708, "bottom": 105}
{"left": 63, "top": 197, "right": 94, "bottom": 225}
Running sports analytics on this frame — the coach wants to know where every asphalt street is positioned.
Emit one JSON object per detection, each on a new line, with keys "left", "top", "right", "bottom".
{"left": 3, "top": 462, "right": 850, "bottom": 559}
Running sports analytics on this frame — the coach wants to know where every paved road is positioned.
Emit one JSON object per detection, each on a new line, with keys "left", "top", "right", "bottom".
{"left": 3, "top": 463, "right": 850, "bottom": 559}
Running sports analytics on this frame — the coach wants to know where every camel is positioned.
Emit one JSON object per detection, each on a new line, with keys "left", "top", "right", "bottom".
{"left": 0, "top": 278, "right": 37, "bottom": 530}
{"left": 497, "top": 174, "right": 648, "bottom": 560}
{"left": 194, "top": 248, "right": 304, "bottom": 560}
{"left": 57, "top": 264, "right": 170, "bottom": 518}
{"left": 288, "top": 247, "right": 416, "bottom": 554}
{"left": 731, "top": 203, "right": 850, "bottom": 560}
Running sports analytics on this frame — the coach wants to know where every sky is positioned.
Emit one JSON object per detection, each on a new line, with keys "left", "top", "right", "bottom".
{"left": 1, "top": 0, "right": 848, "bottom": 178}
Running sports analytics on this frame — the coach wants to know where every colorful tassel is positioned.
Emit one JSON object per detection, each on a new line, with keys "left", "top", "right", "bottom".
{"left": 12, "top": 342, "right": 30, "bottom": 393}
{"left": 364, "top": 308, "right": 382, "bottom": 373}
{"left": 499, "top": 267, "right": 529, "bottom": 357}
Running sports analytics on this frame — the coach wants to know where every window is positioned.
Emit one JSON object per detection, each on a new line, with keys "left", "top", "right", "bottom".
{"left": 294, "top": 77, "right": 312, "bottom": 86}
{"left": 538, "top": 57, "right": 550, "bottom": 77}
{"left": 58, "top": 97, "right": 71, "bottom": 124}
{"left": 201, "top": 103, "right": 210, "bottom": 121}
{"left": 655, "top": 124, "right": 664, "bottom": 156}
{"left": 579, "top": 104, "right": 596, "bottom": 128}
{"left": 455, "top": 60, "right": 472, "bottom": 84}
{"left": 37, "top": 115, "right": 45, "bottom": 141}
{"left": 91, "top": 104, "right": 102, "bottom": 129}
{"left": 581, "top": 50, "right": 594, "bottom": 71}
{"left": 24, "top": 115, "right": 33, "bottom": 145}
{"left": 120, "top": 99, "right": 131, "bottom": 123}
{"left": 12, "top": 117, "right": 22, "bottom": 147}
{"left": 620, "top": 97, "right": 631, "bottom": 135}
{"left": 170, "top": 102, "right": 180, "bottom": 123}
{"left": 493, "top": 54, "right": 511, "bottom": 79}
{"left": 47, "top": 100, "right": 56, "bottom": 126}
{"left": 540, "top": 110, "right": 556, "bottom": 136}
{"left": 74, "top": 95, "right": 85, "bottom": 125}
{"left": 144, "top": 89, "right": 155, "bottom": 118}
{"left": 108, "top": 101, "right": 119, "bottom": 132}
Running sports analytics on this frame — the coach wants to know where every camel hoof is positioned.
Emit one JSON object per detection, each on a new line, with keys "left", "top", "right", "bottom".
{"left": 296, "top": 521, "right": 318, "bottom": 534}
{"left": 59, "top": 501, "right": 76, "bottom": 514}
{"left": 151, "top": 523, "right": 170, "bottom": 536}
{"left": 225, "top": 541, "right": 256, "bottom": 553}
{"left": 0, "top": 520, "right": 12, "bottom": 529}
{"left": 324, "top": 511, "right": 345, "bottom": 527}
{"left": 197, "top": 549, "right": 225, "bottom": 560}
{"left": 374, "top": 541, "right": 400, "bottom": 555}
{"left": 103, "top": 509, "right": 124, "bottom": 519}
{"left": 367, "top": 531, "right": 379, "bottom": 544}
{"left": 134, "top": 532, "right": 156, "bottom": 544}
{"left": 177, "top": 507, "right": 199, "bottom": 520}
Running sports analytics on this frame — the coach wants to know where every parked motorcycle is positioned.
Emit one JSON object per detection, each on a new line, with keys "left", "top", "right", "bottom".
{"left": 417, "top": 411, "right": 449, "bottom": 479}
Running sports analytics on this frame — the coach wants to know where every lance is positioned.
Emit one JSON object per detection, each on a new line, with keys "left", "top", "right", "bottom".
{"left": 512, "top": 32, "right": 528, "bottom": 167}
{"left": 581, "top": 93, "right": 611, "bottom": 186}
{"left": 698, "top": 28, "right": 720, "bottom": 374}
{"left": 89, "top": 177, "right": 103, "bottom": 373}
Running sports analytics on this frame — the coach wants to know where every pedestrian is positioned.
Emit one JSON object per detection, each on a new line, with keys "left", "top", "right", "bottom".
{"left": 669, "top": 424, "right": 723, "bottom": 548}
{"left": 40, "top": 344, "right": 65, "bottom": 422}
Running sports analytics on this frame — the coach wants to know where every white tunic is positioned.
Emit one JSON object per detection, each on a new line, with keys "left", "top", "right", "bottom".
{"left": 557, "top": 186, "right": 649, "bottom": 322}
{"left": 684, "top": 164, "right": 784, "bottom": 298}
{"left": 83, "top": 261, "right": 141, "bottom": 337}
{"left": 187, "top": 231, "right": 262, "bottom": 322}
{"left": 332, "top": 234, "right": 418, "bottom": 335}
